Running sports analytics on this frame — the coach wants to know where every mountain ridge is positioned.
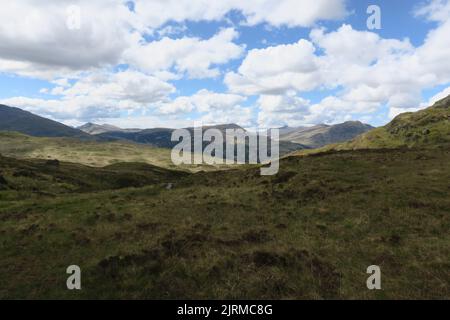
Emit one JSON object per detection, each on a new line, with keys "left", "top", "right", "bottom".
{"left": 280, "top": 121, "right": 374, "bottom": 148}
{"left": 0, "top": 104, "right": 92, "bottom": 139}
{"left": 296, "top": 94, "right": 450, "bottom": 154}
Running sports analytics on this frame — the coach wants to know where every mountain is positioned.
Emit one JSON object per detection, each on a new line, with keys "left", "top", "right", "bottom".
{"left": 1, "top": 100, "right": 449, "bottom": 300}
{"left": 280, "top": 121, "right": 374, "bottom": 148}
{"left": 278, "top": 125, "right": 307, "bottom": 136}
{"left": 97, "top": 127, "right": 177, "bottom": 148}
{"left": 336, "top": 95, "right": 450, "bottom": 150}
{"left": 77, "top": 122, "right": 142, "bottom": 135}
{"left": 0, "top": 104, "right": 305, "bottom": 160}
{"left": 78, "top": 123, "right": 122, "bottom": 135}
{"left": 0, "top": 104, "right": 92, "bottom": 139}
{"left": 97, "top": 123, "right": 307, "bottom": 157}
{"left": 0, "top": 131, "right": 229, "bottom": 172}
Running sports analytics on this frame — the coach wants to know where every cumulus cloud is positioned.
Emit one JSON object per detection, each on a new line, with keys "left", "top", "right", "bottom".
{"left": 0, "top": 0, "right": 347, "bottom": 79}
{"left": 157, "top": 89, "right": 246, "bottom": 115}
{"left": 1, "top": 76, "right": 252, "bottom": 128}
{"left": 125, "top": 28, "right": 245, "bottom": 79}
{"left": 55, "top": 71, "right": 175, "bottom": 104}
{"left": 1, "top": 0, "right": 449, "bottom": 128}
{"left": 257, "top": 93, "right": 311, "bottom": 128}
{"left": 225, "top": 40, "right": 321, "bottom": 95}
{"left": 133, "top": 0, "right": 348, "bottom": 28}
{"left": 227, "top": 25, "right": 414, "bottom": 96}
{"left": 227, "top": 16, "right": 450, "bottom": 127}
{"left": 414, "top": 0, "right": 450, "bottom": 22}
{"left": 0, "top": 0, "right": 137, "bottom": 79}
{"left": 1, "top": 70, "right": 175, "bottom": 120}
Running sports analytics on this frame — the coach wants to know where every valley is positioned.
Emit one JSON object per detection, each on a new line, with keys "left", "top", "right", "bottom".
{"left": 0, "top": 96, "right": 449, "bottom": 299}
{"left": 0, "top": 147, "right": 449, "bottom": 299}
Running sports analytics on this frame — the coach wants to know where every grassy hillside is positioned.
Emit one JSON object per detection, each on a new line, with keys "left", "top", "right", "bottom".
{"left": 0, "top": 147, "right": 448, "bottom": 299}
{"left": 295, "top": 95, "right": 450, "bottom": 156}
{"left": 0, "top": 131, "right": 229, "bottom": 172}
{"left": 0, "top": 155, "right": 187, "bottom": 198}
{"left": 1, "top": 98, "right": 449, "bottom": 299}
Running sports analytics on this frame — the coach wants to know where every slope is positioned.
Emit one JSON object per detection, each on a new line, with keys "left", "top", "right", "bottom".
{"left": 0, "top": 104, "right": 92, "bottom": 139}
{"left": 280, "top": 121, "right": 374, "bottom": 148}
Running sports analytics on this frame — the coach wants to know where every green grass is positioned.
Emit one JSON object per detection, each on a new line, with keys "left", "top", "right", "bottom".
{"left": 295, "top": 95, "right": 450, "bottom": 156}
{"left": 0, "top": 147, "right": 449, "bottom": 299}
{"left": 0, "top": 131, "right": 230, "bottom": 172}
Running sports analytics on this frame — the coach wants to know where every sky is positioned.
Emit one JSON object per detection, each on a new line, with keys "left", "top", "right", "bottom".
{"left": 0, "top": 0, "right": 450, "bottom": 129}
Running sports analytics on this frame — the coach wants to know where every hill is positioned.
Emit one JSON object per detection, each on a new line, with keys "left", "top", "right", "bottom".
{"left": 0, "top": 131, "right": 229, "bottom": 172}
{"left": 78, "top": 123, "right": 122, "bottom": 135}
{"left": 280, "top": 121, "right": 374, "bottom": 148}
{"left": 296, "top": 95, "right": 450, "bottom": 155}
{"left": 0, "top": 104, "right": 305, "bottom": 158}
{"left": 0, "top": 104, "right": 92, "bottom": 139}
{"left": 0, "top": 155, "right": 187, "bottom": 195}
{"left": 97, "top": 127, "right": 176, "bottom": 148}
{"left": 0, "top": 146, "right": 448, "bottom": 299}
{"left": 1, "top": 99, "right": 449, "bottom": 300}
{"left": 340, "top": 95, "right": 450, "bottom": 149}
{"left": 98, "top": 124, "right": 307, "bottom": 157}
{"left": 97, "top": 124, "right": 249, "bottom": 148}
{"left": 78, "top": 123, "right": 143, "bottom": 135}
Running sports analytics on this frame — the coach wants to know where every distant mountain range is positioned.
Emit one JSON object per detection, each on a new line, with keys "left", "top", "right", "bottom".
{"left": 2, "top": 96, "right": 450, "bottom": 300}
{"left": 0, "top": 103, "right": 380, "bottom": 153}
{"left": 279, "top": 121, "right": 374, "bottom": 148}
{"left": 0, "top": 105, "right": 307, "bottom": 159}
{"left": 0, "top": 104, "right": 91, "bottom": 139}
{"left": 94, "top": 124, "right": 246, "bottom": 149}
{"left": 80, "top": 120, "right": 374, "bottom": 150}
{"left": 77, "top": 123, "right": 139, "bottom": 135}
{"left": 95, "top": 123, "right": 306, "bottom": 156}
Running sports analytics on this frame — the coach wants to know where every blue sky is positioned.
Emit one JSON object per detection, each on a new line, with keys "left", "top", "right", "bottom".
{"left": 0, "top": 0, "right": 449, "bottom": 129}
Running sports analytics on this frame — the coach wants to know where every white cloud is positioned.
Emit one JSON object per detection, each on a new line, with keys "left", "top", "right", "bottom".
{"left": 94, "top": 107, "right": 254, "bottom": 129}
{"left": 94, "top": 115, "right": 195, "bottom": 129}
{"left": 156, "top": 24, "right": 188, "bottom": 38}
{"left": 227, "top": 17, "right": 450, "bottom": 126}
{"left": 258, "top": 94, "right": 310, "bottom": 113}
{"left": 57, "top": 70, "right": 175, "bottom": 104}
{"left": 1, "top": 76, "right": 252, "bottom": 128}
{"left": 1, "top": 0, "right": 449, "bottom": 128}
{"left": 0, "top": 0, "right": 137, "bottom": 79}
{"left": 125, "top": 28, "right": 245, "bottom": 79}
{"left": 158, "top": 89, "right": 246, "bottom": 115}
{"left": 225, "top": 39, "right": 321, "bottom": 95}
{"left": 0, "top": 0, "right": 347, "bottom": 80}
{"left": 430, "top": 86, "right": 450, "bottom": 104}
{"left": 414, "top": 0, "right": 450, "bottom": 22}
{"left": 1, "top": 70, "right": 175, "bottom": 120}
{"left": 133, "top": 0, "right": 348, "bottom": 28}
{"left": 257, "top": 93, "right": 311, "bottom": 128}
{"left": 198, "top": 105, "right": 254, "bottom": 127}
{"left": 420, "top": 86, "right": 450, "bottom": 108}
